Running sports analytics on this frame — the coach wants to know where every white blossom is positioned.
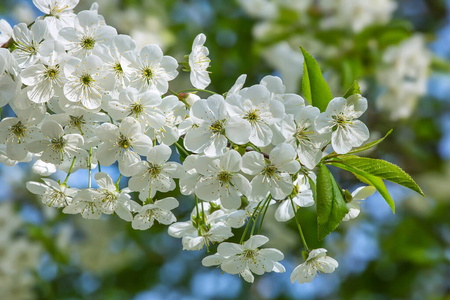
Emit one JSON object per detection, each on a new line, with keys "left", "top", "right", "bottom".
{"left": 27, "top": 120, "right": 86, "bottom": 165}
{"left": 21, "top": 40, "right": 67, "bottom": 104}
{"left": 96, "top": 117, "right": 153, "bottom": 176}
{"left": 128, "top": 144, "right": 183, "bottom": 200}
{"left": 124, "top": 44, "right": 178, "bottom": 94}
{"left": 189, "top": 33, "right": 211, "bottom": 89}
{"left": 342, "top": 186, "right": 376, "bottom": 221}
{"left": 184, "top": 95, "right": 250, "bottom": 156}
{"left": 32, "top": 0, "right": 79, "bottom": 39}
{"left": 202, "top": 235, "right": 285, "bottom": 282}
{"left": 26, "top": 178, "right": 77, "bottom": 207}
{"left": 315, "top": 95, "right": 369, "bottom": 154}
{"left": 226, "top": 84, "right": 285, "bottom": 147}
{"left": 63, "top": 188, "right": 102, "bottom": 219}
{"left": 63, "top": 55, "right": 115, "bottom": 109}
{"left": 132, "top": 197, "right": 179, "bottom": 230}
{"left": 242, "top": 143, "right": 300, "bottom": 200}
{"left": 290, "top": 248, "right": 338, "bottom": 284}
{"left": 94, "top": 172, "right": 140, "bottom": 222}
{"left": 195, "top": 150, "right": 251, "bottom": 209}
{"left": 12, "top": 20, "right": 48, "bottom": 68}
{"left": 59, "top": 10, "right": 117, "bottom": 57}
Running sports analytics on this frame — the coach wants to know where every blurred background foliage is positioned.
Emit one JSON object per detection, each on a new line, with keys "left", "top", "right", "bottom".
{"left": 0, "top": 0, "right": 450, "bottom": 299}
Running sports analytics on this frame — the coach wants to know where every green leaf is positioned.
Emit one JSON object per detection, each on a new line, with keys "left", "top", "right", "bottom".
{"left": 343, "top": 80, "right": 361, "bottom": 99}
{"left": 330, "top": 162, "right": 396, "bottom": 213}
{"left": 336, "top": 155, "right": 425, "bottom": 197}
{"left": 301, "top": 62, "right": 311, "bottom": 103}
{"left": 308, "top": 176, "right": 317, "bottom": 203}
{"left": 344, "top": 129, "right": 393, "bottom": 155}
{"left": 300, "top": 47, "right": 333, "bottom": 112}
{"left": 316, "top": 164, "right": 349, "bottom": 240}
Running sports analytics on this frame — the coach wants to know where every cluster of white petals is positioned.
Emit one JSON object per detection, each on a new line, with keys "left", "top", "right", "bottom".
{"left": 0, "top": 0, "right": 381, "bottom": 286}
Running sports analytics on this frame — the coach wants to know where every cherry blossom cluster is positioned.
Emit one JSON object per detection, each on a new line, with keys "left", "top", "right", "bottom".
{"left": 0, "top": 0, "right": 377, "bottom": 284}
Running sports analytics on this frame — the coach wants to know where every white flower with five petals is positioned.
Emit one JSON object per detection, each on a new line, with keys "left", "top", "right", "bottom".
{"left": 194, "top": 150, "right": 251, "bottom": 209}
{"left": 132, "top": 197, "right": 179, "bottom": 230}
{"left": 242, "top": 143, "right": 300, "bottom": 200}
{"left": 202, "top": 235, "right": 285, "bottom": 283}
{"left": 184, "top": 95, "right": 250, "bottom": 157}
{"left": 315, "top": 95, "right": 369, "bottom": 154}
{"left": 290, "top": 248, "right": 338, "bottom": 284}
{"left": 96, "top": 117, "right": 153, "bottom": 176}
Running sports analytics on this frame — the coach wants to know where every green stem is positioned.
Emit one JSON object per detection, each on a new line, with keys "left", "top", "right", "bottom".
{"left": 62, "top": 156, "right": 77, "bottom": 185}
{"left": 88, "top": 148, "right": 92, "bottom": 188}
{"left": 177, "top": 88, "right": 217, "bottom": 95}
{"left": 175, "top": 141, "right": 190, "bottom": 157}
{"left": 239, "top": 197, "right": 266, "bottom": 244}
{"left": 199, "top": 198, "right": 210, "bottom": 252}
{"left": 169, "top": 89, "right": 179, "bottom": 96}
{"left": 0, "top": 107, "right": 3, "bottom": 120}
{"left": 289, "top": 196, "right": 309, "bottom": 251}
{"left": 115, "top": 174, "right": 122, "bottom": 190}
{"left": 200, "top": 200, "right": 207, "bottom": 225}
{"left": 194, "top": 195, "right": 201, "bottom": 234}
{"left": 256, "top": 195, "right": 272, "bottom": 235}
{"left": 98, "top": 163, "right": 101, "bottom": 173}
{"left": 145, "top": 186, "right": 153, "bottom": 204}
